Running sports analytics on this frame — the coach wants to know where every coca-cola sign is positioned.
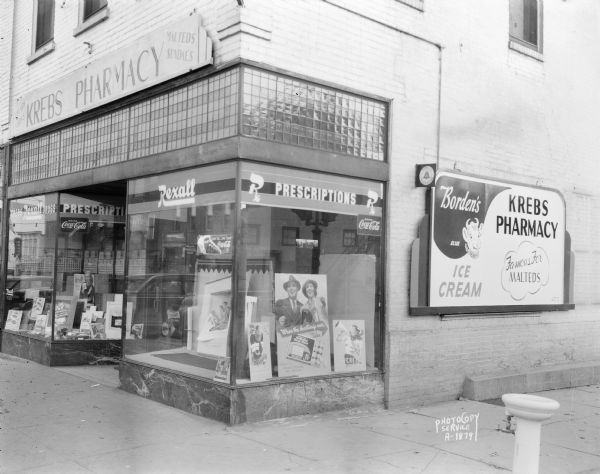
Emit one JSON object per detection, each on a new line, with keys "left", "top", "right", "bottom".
{"left": 357, "top": 215, "right": 381, "bottom": 236}
{"left": 60, "top": 217, "right": 89, "bottom": 232}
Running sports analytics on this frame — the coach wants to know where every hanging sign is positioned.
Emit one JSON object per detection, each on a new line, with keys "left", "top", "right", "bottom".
{"left": 429, "top": 171, "right": 566, "bottom": 308}
{"left": 12, "top": 15, "right": 213, "bottom": 137}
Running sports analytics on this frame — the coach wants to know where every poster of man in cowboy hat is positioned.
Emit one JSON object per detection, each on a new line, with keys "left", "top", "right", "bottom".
{"left": 274, "top": 273, "right": 331, "bottom": 377}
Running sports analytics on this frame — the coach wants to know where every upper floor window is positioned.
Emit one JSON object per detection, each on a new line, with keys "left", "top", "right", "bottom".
{"left": 27, "top": 0, "right": 55, "bottom": 64}
{"left": 35, "top": 0, "right": 54, "bottom": 50}
{"left": 74, "top": 0, "right": 109, "bottom": 37}
{"left": 509, "top": 0, "right": 543, "bottom": 55}
{"left": 83, "top": 0, "right": 107, "bottom": 21}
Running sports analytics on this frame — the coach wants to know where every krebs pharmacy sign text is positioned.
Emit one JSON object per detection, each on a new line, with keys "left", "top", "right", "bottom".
{"left": 12, "top": 15, "right": 212, "bottom": 137}
{"left": 429, "top": 171, "right": 567, "bottom": 310}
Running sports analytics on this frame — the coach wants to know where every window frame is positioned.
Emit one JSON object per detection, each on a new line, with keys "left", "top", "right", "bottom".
{"left": 73, "top": 0, "right": 109, "bottom": 37}
{"left": 509, "top": 0, "right": 544, "bottom": 59}
{"left": 27, "top": 0, "right": 55, "bottom": 64}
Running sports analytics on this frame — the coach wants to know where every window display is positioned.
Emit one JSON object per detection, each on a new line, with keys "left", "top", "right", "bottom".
{"left": 122, "top": 162, "right": 383, "bottom": 384}
{"left": 53, "top": 192, "right": 126, "bottom": 340}
{"left": 236, "top": 163, "right": 383, "bottom": 383}
{"left": 3, "top": 190, "right": 127, "bottom": 343}
{"left": 123, "top": 163, "right": 236, "bottom": 381}
{"left": 5, "top": 194, "right": 58, "bottom": 339}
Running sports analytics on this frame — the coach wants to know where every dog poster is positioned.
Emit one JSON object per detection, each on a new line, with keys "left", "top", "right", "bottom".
{"left": 247, "top": 322, "right": 272, "bottom": 382}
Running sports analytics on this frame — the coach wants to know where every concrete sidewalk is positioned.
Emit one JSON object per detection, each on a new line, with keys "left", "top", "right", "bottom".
{"left": 1, "top": 354, "right": 599, "bottom": 474}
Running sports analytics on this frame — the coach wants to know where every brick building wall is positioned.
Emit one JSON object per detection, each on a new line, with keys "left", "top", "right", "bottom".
{"left": 5, "top": 0, "right": 600, "bottom": 409}
{"left": 0, "top": 0, "right": 15, "bottom": 142}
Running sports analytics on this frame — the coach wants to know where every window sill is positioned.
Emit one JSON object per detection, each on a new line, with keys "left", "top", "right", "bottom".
{"left": 26, "top": 41, "right": 55, "bottom": 65}
{"left": 73, "top": 7, "right": 109, "bottom": 37}
{"left": 395, "top": 0, "right": 424, "bottom": 11}
{"left": 509, "top": 39, "right": 543, "bottom": 62}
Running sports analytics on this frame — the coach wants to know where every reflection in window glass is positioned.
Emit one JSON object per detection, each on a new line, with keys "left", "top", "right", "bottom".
{"left": 236, "top": 164, "right": 383, "bottom": 383}
{"left": 5, "top": 195, "right": 57, "bottom": 339}
{"left": 124, "top": 164, "right": 236, "bottom": 382}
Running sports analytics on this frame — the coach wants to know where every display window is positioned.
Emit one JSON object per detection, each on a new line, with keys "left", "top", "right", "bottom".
{"left": 53, "top": 191, "right": 126, "bottom": 340}
{"left": 123, "top": 163, "right": 236, "bottom": 381}
{"left": 5, "top": 194, "right": 58, "bottom": 338}
{"left": 122, "top": 162, "right": 384, "bottom": 384}
{"left": 3, "top": 190, "right": 127, "bottom": 341}
{"left": 236, "top": 163, "right": 384, "bottom": 383}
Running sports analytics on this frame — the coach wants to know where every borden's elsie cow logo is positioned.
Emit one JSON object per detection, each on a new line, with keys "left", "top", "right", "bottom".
{"left": 433, "top": 175, "right": 507, "bottom": 259}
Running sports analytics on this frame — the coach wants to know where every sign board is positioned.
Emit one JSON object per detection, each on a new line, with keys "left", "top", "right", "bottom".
{"left": 12, "top": 15, "right": 213, "bottom": 137}
{"left": 429, "top": 171, "right": 566, "bottom": 308}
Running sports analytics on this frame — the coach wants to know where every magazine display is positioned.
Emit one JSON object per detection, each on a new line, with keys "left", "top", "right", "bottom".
{"left": 5, "top": 310, "right": 23, "bottom": 331}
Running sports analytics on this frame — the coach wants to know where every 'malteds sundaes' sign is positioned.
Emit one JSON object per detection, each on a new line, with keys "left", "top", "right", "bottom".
{"left": 429, "top": 171, "right": 566, "bottom": 307}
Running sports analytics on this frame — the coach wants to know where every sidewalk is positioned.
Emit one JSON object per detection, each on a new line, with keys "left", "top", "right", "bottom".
{"left": 1, "top": 353, "right": 599, "bottom": 474}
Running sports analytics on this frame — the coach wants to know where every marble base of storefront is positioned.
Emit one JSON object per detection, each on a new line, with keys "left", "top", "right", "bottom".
{"left": 118, "top": 360, "right": 384, "bottom": 424}
{"left": 1, "top": 331, "right": 122, "bottom": 366}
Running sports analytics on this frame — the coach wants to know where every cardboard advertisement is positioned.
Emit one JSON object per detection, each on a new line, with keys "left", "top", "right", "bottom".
{"left": 247, "top": 322, "right": 272, "bottom": 382}
{"left": 333, "top": 320, "right": 366, "bottom": 372}
{"left": 274, "top": 273, "right": 331, "bottom": 377}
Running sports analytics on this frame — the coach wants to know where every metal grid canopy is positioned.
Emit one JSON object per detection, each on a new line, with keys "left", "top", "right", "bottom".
{"left": 10, "top": 65, "right": 387, "bottom": 185}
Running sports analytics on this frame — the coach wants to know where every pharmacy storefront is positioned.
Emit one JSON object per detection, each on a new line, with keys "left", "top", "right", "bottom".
{"left": 2, "top": 15, "right": 389, "bottom": 423}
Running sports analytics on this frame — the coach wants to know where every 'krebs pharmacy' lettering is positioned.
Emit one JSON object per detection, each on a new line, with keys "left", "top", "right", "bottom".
{"left": 75, "top": 47, "right": 160, "bottom": 109}
{"left": 25, "top": 47, "right": 160, "bottom": 129}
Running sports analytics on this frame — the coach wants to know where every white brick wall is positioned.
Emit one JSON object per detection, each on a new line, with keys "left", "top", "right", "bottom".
{"left": 0, "top": 0, "right": 15, "bottom": 141}
{"left": 4, "top": 0, "right": 600, "bottom": 409}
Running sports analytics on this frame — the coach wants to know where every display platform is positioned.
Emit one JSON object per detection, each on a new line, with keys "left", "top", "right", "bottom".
{"left": 1, "top": 330, "right": 122, "bottom": 366}
{"left": 118, "top": 359, "right": 384, "bottom": 424}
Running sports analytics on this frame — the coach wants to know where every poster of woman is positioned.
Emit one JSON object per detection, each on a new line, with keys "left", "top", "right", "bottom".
{"left": 274, "top": 273, "right": 331, "bottom": 377}
{"left": 333, "top": 320, "right": 366, "bottom": 372}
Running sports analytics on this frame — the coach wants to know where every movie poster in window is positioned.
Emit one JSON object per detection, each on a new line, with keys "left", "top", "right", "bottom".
{"left": 248, "top": 322, "right": 272, "bottom": 382}
{"left": 333, "top": 320, "right": 366, "bottom": 372}
{"left": 274, "top": 273, "right": 331, "bottom": 377}
{"left": 196, "top": 276, "right": 231, "bottom": 357}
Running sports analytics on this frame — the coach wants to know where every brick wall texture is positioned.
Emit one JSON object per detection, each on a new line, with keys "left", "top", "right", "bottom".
{"left": 3, "top": 0, "right": 600, "bottom": 409}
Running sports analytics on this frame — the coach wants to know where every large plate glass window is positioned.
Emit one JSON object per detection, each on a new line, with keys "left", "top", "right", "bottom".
{"left": 235, "top": 163, "right": 384, "bottom": 383}
{"left": 53, "top": 192, "right": 125, "bottom": 340}
{"left": 5, "top": 194, "right": 57, "bottom": 339}
{"left": 124, "top": 163, "right": 236, "bottom": 381}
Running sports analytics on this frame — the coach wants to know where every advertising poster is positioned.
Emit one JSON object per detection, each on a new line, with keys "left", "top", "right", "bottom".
{"left": 274, "top": 273, "right": 331, "bottom": 377}
{"left": 5, "top": 310, "right": 23, "bottom": 331}
{"left": 333, "top": 320, "right": 366, "bottom": 372}
{"left": 31, "top": 297, "right": 46, "bottom": 317}
{"left": 247, "top": 322, "right": 273, "bottom": 382}
{"left": 429, "top": 171, "right": 566, "bottom": 308}
{"left": 196, "top": 276, "right": 231, "bottom": 357}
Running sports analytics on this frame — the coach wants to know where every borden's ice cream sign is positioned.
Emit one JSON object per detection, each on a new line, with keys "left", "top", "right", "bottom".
{"left": 429, "top": 171, "right": 566, "bottom": 308}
